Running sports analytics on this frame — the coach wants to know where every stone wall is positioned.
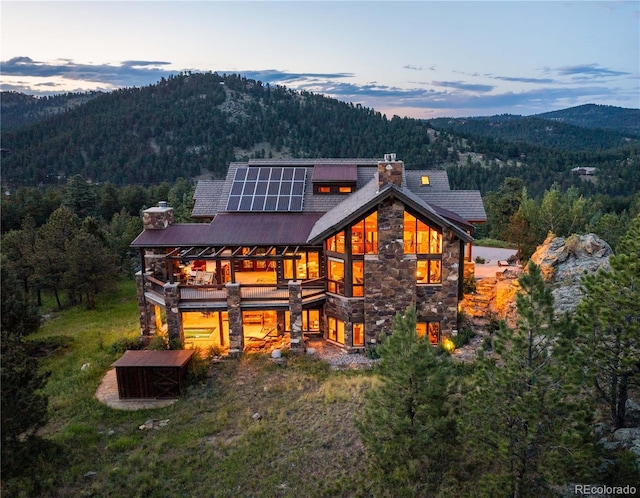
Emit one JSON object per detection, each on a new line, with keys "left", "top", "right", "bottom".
{"left": 414, "top": 235, "right": 462, "bottom": 337}
{"left": 324, "top": 293, "right": 365, "bottom": 351}
{"left": 364, "top": 197, "right": 417, "bottom": 343}
{"left": 142, "top": 205, "right": 174, "bottom": 230}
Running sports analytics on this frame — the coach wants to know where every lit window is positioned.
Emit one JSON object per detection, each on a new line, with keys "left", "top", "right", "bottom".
{"left": 318, "top": 186, "right": 331, "bottom": 193}
{"left": 417, "top": 321, "right": 440, "bottom": 344}
{"left": 339, "top": 186, "right": 352, "bottom": 193}
{"left": 353, "top": 323, "right": 364, "bottom": 346}
{"left": 421, "top": 175, "right": 430, "bottom": 185}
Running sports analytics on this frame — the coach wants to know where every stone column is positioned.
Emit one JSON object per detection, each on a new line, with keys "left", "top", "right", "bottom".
{"left": 135, "top": 271, "right": 154, "bottom": 339}
{"left": 226, "top": 283, "right": 243, "bottom": 355}
{"left": 364, "top": 198, "right": 416, "bottom": 343}
{"left": 288, "top": 280, "right": 305, "bottom": 353}
{"left": 164, "top": 282, "right": 182, "bottom": 348}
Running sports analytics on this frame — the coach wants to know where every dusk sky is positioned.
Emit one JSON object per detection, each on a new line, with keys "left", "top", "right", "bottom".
{"left": 2, "top": 1, "right": 638, "bottom": 118}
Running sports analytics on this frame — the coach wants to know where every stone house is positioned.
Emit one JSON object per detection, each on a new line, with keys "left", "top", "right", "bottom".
{"left": 131, "top": 154, "right": 486, "bottom": 354}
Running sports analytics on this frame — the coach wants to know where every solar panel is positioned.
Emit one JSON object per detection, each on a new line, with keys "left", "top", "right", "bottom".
{"left": 226, "top": 167, "right": 307, "bottom": 212}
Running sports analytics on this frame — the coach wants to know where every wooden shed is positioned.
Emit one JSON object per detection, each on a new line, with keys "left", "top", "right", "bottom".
{"left": 112, "top": 350, "right": 194, "bottom": 399}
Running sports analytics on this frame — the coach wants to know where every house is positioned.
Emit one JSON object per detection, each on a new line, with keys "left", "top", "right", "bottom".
{"left": 130, "top": 154, "right": 486, "bottom": 354}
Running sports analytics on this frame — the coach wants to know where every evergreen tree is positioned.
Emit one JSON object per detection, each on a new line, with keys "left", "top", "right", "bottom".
{"left": 464, "top": 263, "right": 596, "bottom": 497}
{"left": 574, "top": 216, "right": 640, "bottom": 429}
{"left": 358, "top": 307, "right": 461, "bottom": 497}
{"left": 1, "top": 261, "right": 50, "bottom": 479}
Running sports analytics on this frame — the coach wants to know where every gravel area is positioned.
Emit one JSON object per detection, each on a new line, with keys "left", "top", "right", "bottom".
{"left": 306, "top": 339, "right": 379, "bottom": 369}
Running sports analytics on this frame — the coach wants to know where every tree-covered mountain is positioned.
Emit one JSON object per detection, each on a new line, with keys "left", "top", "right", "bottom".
{"left": 535, "top": 104, "right": 640, "bottom": 136}
{"left": 1, "top": 72, "right": 638, "bottom": 199}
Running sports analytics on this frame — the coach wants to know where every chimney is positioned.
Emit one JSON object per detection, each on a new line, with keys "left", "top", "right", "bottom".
{"left": 142, "top": 202, "right": 174, "bottom": 230}
{"left": 378, "top": 153, "right": 404, "bottom": 189}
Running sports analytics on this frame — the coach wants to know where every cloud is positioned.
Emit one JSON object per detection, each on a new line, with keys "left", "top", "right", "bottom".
{"left": 0, "top": 56, "right": 175, "bottom": 87}
{"left": 491, "top": 75, "right": 556, "bottom": 84}
{"left": 232, "top": 69, "right": 354, "bottom": 83}
{"left": 431, "top": 81, "right": 494, "bottom": 93}
{"left": 556, "top": 63, "right": 631, "bottom": 78}
{"left": 403, "top": 65, "right": 423, "bottom": 71}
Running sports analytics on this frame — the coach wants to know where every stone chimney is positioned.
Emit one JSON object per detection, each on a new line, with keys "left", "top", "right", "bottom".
{"left": 142, "top": 201, "right": 174, "bottom": 230}
{"left": 377, "top": 153, "right": 404, "bottom": 189}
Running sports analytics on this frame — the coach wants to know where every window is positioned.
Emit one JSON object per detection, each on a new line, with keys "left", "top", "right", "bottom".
{"left": 416, "top": 321, "right": 440, "bottom": 345}
{"left": 421, "top": 175, "right": 430, "bottom": 185}
{"left": 404, "top": 212, "right": 442, "bottom": 254}
{"left": 352, "top": 261, "right": 364, "bottom": 297}
{"left": 327, "top": 258, "right": 345, "bottom": 295}
{"left": 318, "top": 186, "right": 331, "bottom": 193}
{"left": 351, "top": 211, "right": 378, "bottom": 255}
{"left": 328, "top": 316, "right": 345, "bottom": 344}
{"left": 353, "top": 323, "right": 364, "bottom": 346}
{"left": 327, "top": 231, "right": 345, "bottom": 253}
{"left": 416, "top": 260, "right": 441, "bottom": 284}
{"left": 302, "top": 310, "right": 320, "bottom": 331}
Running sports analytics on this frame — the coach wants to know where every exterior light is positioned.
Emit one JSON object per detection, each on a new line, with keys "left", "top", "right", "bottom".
{"left": 442, "top": 338, "right": 455, "bottom": 353}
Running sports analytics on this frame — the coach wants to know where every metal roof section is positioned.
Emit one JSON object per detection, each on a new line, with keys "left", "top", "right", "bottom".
{"left": 311, "top": 164, "right": 358, "bottom": 183}
{"left": 131, "top": 212, "right": 323, "bottom": 247}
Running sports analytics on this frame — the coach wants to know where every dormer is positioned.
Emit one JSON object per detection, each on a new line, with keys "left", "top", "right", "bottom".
{"left": 312, "top": 164, "right": 358, "bottom": 194}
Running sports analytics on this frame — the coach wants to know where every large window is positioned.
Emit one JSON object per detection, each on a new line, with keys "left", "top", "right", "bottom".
{"left": 404, "top": 212, "right": 442, "bottom": 254}
{"left": 417, "top": 321, "right": 440, "bottom": 345}
{"left": 404, "top": 212, "right": 443, "bottom": 285}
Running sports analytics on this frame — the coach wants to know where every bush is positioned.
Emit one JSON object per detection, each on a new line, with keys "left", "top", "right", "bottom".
{"left": 474, "top": 256, "right": 486, "bottom": 264}
{"left": 452, "top": 326, "right": 474, "bottom": 348}
{"left": 108, "top": 336, "right": 142, "bottom": 355}
{"left": 148, "top": 335, "right": 168, "bottom": 350}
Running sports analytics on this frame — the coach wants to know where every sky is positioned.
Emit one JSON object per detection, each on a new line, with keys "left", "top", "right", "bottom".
{"left": 1, "top": 1, "right": 639, "bottom": 119}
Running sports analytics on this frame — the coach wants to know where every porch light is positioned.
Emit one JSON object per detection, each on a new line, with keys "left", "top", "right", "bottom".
{"left": 442, "top": 338, "right": 455, "bottom": 353}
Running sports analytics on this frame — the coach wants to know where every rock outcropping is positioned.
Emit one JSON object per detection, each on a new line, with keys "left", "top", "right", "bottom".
{"left": 529, "top": 233, "right": 613, "bottom": 315}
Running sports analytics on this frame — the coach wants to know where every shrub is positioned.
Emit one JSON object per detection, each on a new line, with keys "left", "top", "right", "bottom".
{"left": 452, "top": 326, "right": 475, "bottom": 348}
{"left": 474, "top": 256, "right": 486, "bottom": 264}
{"left": 147, "top": 335, "right": 168, "bottom": 350}
{"left": 108, "top": 336, "right": 142, "bottom": 355}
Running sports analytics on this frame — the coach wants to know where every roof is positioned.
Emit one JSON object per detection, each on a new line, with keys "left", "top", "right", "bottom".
{"left": 131, "top": 212, "right": 324, "bottom": 247}
{"left": 308, "top": 179, "right": 473, "bottom": 244}
{"left": 311, "top": 164, "right": 358, "bottom": 182}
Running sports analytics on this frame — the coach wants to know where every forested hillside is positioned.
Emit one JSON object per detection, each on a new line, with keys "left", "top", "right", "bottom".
{"left": 2, "top": 72, "right": 639, "bottom": 200}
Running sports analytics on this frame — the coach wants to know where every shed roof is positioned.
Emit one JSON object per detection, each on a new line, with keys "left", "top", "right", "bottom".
{"left": 131, "top": 212, "right": 323, "bottom": 247}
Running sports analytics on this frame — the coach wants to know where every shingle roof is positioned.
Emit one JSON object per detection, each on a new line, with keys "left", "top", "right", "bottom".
{"left": 190, "top": 157, "right": 486, "bottom": 227}
{"left": 308, "top": 179, "right": 472, "bottom": 244}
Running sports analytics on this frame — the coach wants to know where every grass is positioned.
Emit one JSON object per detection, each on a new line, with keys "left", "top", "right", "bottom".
{"left": 9, "top": 279, "right": 378, "bottom": 497}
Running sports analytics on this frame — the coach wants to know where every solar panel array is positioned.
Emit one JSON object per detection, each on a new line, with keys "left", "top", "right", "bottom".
{"left": 226, "top": 167, "right": 307, "bottom": 212}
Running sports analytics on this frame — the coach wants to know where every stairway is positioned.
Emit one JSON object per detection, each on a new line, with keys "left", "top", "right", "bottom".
{"left": 461, "top": 278, "right": 497, "bottom": 329}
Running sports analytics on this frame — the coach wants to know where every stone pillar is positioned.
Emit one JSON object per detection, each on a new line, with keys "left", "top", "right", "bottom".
{"left": 164, "top": 282, "right": 182, "bottom": 348}
{"left": 226, "top": 283, "right": 243, "bottom": 355}
{"left": 364, "top": 197, "right": 416, "bottom": 343}
{"left": 135, "top": 271, "right": 153, "bottom": 339}
{"left": 288, "top": 280, "right": 305, "bottom": 353}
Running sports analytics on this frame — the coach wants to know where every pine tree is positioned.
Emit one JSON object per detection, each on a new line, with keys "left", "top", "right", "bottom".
{"left": 464, "top": 263, "right": 596, "bottom": 497}
{"left": 357, "top": 307, "right": 461, "bottom": 497}
{"left": 574, "top": 215, "right": 640, "bottom": 429}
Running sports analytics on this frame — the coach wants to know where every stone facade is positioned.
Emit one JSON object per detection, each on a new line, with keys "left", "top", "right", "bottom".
{"left": 142, "top": 203, "right": 174, "bottom": 230}
{"left": 364, "top": 196, "right": 418, "bottom": 342}
{"left": 226, "top": 283, "right": 242, "bottom": 354}
{"left": 324, "top": 293, "right": 365, "bottom": 352}
{"left": 164, "top": 283, "right": 181, "bottom": 346}
{"left": 414, "top": 234, "right": 462, "bottom": 338}
{"left": 288, "top": 281, "right": 305, "bottom": 353}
